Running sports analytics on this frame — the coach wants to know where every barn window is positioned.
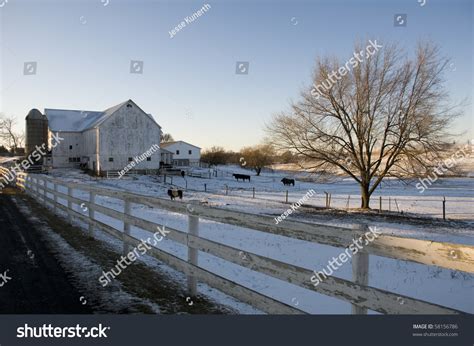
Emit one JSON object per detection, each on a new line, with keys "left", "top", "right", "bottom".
{"left": 188, "top": 150, "right": 192, "bottom": 155}
{"left": 127, "top": 104, "right": 132, "bottom": 108}
{"left": 147, "top": 157, "right": 151, "bottom": 161}
{"left": 109, "top": 157, "right": 114, "bottom": 162}
{"left": 128, "top": 157, "right": 133, "bottom": 162}
{"left": 68, "top": 157, "right": 72, "bottom": 163}
{"left": 69, "top": 145, "right": 72, "bottom": 150}
{"left": 176, "top": 150, "right": 180, "bottom": 155}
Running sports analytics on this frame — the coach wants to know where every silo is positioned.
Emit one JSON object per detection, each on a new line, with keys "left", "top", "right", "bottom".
{"left": 25, "top": 109, "right": 48, "bottom": 161}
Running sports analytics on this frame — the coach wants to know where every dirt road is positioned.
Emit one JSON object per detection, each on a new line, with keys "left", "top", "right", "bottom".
{"left": 0, "top": 187, "right": 91, "bottom": 313}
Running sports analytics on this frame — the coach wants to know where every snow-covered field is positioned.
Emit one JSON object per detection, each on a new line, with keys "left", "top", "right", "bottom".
{"left": 41, "top": 166, "right": 474, "bottom": 314}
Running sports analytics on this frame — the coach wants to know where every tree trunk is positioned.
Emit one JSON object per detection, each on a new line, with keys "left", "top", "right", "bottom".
{"left": 360, "top": 184, "right": 370, "bottom": 209}
{"left": 255, "top": 167, "right": 262, "bottom": 176}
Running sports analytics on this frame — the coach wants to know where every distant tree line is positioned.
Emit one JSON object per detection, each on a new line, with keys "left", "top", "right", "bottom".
{"left": 201, "top": 145, "right": 299, "bottom": 176}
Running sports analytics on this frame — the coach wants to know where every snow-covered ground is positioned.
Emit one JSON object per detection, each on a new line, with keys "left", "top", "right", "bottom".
{"left": 40, "top": 167, "right": 474, "bottom": 314}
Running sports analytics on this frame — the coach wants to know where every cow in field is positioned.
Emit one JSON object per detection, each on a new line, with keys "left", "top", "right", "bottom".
{"left": 167, "top": 189, "right": 183, "bottom": 200}
{"left": 233, "top": 173, "right": 251, "bottom": 182}
{"left": 281, "top": 178, "right": 295, "bottom": 186}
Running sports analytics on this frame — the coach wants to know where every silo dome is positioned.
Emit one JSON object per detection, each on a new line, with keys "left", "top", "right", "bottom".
{"left": 26, "top": 108, "right": 46, "bottom": 120}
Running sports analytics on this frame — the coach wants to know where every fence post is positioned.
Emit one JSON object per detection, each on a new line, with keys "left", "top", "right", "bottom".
{"left": 42, "top": 179, "right": 47, "bottom": 204}
{"left": 389, "top": 197, "right": 391, "bottom": 212}
{"left": 53, "top": 183, "right": 58, "bottom": 214}
{"left": 37, "top": 178, "right": 41, "bottom": 197}
{"left": 325, "top": 192, "right": 328, "bottom": 208}
{"left": 26, "top": 176, "right": 30, "bottom": 195}
{"left": 252, "top": 187, "right": 255, "bottom": 199}
{"left": 352, "top": 224, "right": 369, "bottom": 315}
{"left": 187, "top": 214, "right": 199, "bottom": 296}
{"left": 379, "top": 196, "right": 382, "bottom": 213}
{"left": 442, "top": 197, "right": 446, "bottom": 221}
{"left": 88, "top": 191, "right": 96, "bottom": 235}
{"left": 185, "top": 180, "right": 188, "bottom": 190}
{"left": 226, "top": 185, "right": 228, "bottom": 195}
{"left": 285, "top": 190, "right": 288, "bottom": 204}
{"left": 328, "top": 193, "right": 332, "bottom": 208}
{"left": 204, "top": 183, "right": 207, "bottom": 192}
{"left": 123, "top": 199, "right": 131, "bottom": 255}
{"left": 31, "top": 177, "right": 35, "bottom": 196}
{"left": 67, "top": 186, "right": 73, "bottom": 224}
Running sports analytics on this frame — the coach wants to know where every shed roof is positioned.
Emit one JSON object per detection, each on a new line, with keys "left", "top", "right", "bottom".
{"left": 161, "top": 140, "right": 201, "bottom": 149}
{"left": 160, "top": 147, "right": 174, "bottom": 154}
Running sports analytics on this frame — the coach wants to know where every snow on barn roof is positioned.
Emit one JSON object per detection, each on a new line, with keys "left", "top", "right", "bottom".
{"left": 44, "top": 100, "right": 160, "bottom": 132}
{"left": 45, "top": 109, "right": 103, "bottom": 132}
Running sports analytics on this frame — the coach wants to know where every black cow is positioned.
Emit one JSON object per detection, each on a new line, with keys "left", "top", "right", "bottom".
{"left": 281, "top": 178, "right": 295, "bottom": 186}
{"left": 167, "top": 189, "right": 183, "bottom": 200}
{"left": 233, "top": 173, "right": 251, "bottom": 182}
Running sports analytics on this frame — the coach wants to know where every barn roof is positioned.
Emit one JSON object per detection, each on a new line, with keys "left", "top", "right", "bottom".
{"left": 44, "top": 100, "right": 160, "bottom": 132}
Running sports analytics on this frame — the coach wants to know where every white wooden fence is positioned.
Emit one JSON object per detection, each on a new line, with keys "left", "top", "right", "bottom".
{"left": 14, "top": 172, "right": 474, "bottom": 315}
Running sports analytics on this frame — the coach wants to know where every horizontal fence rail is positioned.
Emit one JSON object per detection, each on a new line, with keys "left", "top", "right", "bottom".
{"left": 14, "top": 172, "right": 474, "bottom": 315}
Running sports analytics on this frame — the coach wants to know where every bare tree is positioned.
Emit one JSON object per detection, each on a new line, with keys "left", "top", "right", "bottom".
{"left": 240, "top": 144, "right": 275, "bottom": 176}
{"left": 267, "top": 41, "right": 460, "bottom": 209}
{"left": 161, "top": 133, "right": 174, "bottom": 143}
{"left": 0, "top": 115, "right": 24, "bottom": 152}
{"left": 201, "top": 146, "right": 228, "bottom": 166}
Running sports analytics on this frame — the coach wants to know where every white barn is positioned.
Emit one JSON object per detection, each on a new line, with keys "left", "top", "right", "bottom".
{"left": 161, "top": 141, "right": 201, "bottom": 167}
{"left": 43, "top": 99, "right": 162, "bottom": 175}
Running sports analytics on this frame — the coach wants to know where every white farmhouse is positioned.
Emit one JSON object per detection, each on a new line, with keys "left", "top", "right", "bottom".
{"left": 31, "top": 99, "right": 162, "bottom": 175}
{"left": 161, "top": 141, "right": 201, "bottom": 167}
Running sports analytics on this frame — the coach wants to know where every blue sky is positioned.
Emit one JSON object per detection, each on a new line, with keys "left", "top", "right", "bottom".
{"left": 1, "top": 0, "right": 472, "bottom": 150}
